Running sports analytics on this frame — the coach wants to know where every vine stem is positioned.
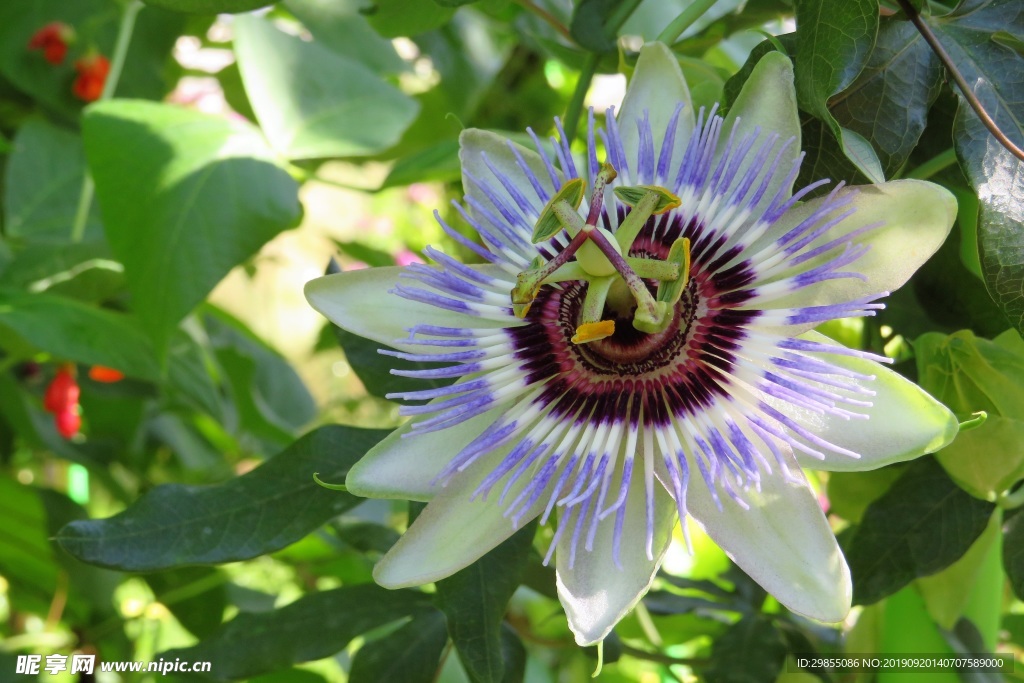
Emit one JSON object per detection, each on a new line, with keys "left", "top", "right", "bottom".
{"left": 514, "top": 0, "right": 572, "bottom": 41}
{"left": 895, "top": 0, "right": 1024, "bottom": 163}
{"left": 657, "top": 0, "right": 720, "bottom": 44}
{"left": 904, "top": 148, "right": 957, "bottom": 179}
{"left": 70, "top": 0, "right": 143, "bottom": 243}
{"left": 562, "top": 52, "right": 599, "bottom": 144}
{"left": 562, "top": 0, "right": 645, "bottom": 143}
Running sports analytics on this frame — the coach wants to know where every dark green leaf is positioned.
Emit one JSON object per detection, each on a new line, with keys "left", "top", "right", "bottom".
{"left": 3, "top": 119, "right": 102, "bottom": 242}
{"left": 233, "top": 15, "right": 418, "bottom": 160}
{"left": 145, "top": 567, "right": 228, "bottom": 638}
{"left": 56, "top": 426, "right": 388, "bottom": 571}
{"left": 794, "top": 0, "right": 883, "bottom": 180}
{"left": 931, "top": 0, "right": 1024, "bottom": 334}
{"left": 846, "top": 457, "right": 996, "bottom": 604}
{"left": 142, "top": 0, "right": 276, "bottom": 12}
{"left": 0, "top": 242, "right": 122, "bottom": 304}
{"left": 160, "top": 584, "right": 433, "bottom": 681}
{"left": 435, "top": 0, "right": 479, "bottom": 5}
{"left": 349, "top": 609, "right": 448, "bottom": 683}
{"left": 705, "top": 615, "right": 787, "bottom": 683}
{"left": 284, "top": 0, "right": 406, "bottom": 75}
{"left": 332, "top": 241, "right": 397, "bottom": 268}
{"left": 205, "top": 307, "right": 316, "bottom": 444}
{"left": 724, "top": 36, "right": 795, "bottom": 110}
{"left": 1003, "top": 509, "right": 1024, "bottom": 599}
{"left": 828, "top": 18, "right": 944, "bottom": 177}
{"left": 0, "top": 289, "right": 160, "bottom": 381}
{"left": 83, "top": 100, "right": 302, "bottom": 349}
{"left": 570, "top": 0, "right": 619, "bottom": 53}
{"left": 0, "top": 478, "right": 62, "bottom": 616}
{"left": 363, "top": 0, "right": 456, "bottom": 38}
{"left": 436, "top": 522, "right": 536, "bottom": 683}
{"left": 499, "top": 623, "right": 526, "bottom": 683}
{"left": 382, "top": 139, "right": 462, "bottom": 188}
{"left": 642, "top": 591, "right": 730, "bottom": 616}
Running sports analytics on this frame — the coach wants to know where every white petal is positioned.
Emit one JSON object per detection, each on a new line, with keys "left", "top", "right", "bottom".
{"left": 783, "top": 332, "right": 958, "bottom": 471}
{"left": 555, "top": 479, "right": 676, "bottom": 646}
{"left": 618, "top": 42, "right": 695, "bottom": 182}
{"left": 757, "top": 179, "right": 957, "bottom": 314}
{"left": 372, "top": 444, "right": 542, "bottom": 588}
{"left": 719, "top": 51, "right": 801, "bottom": 211}
{"left": 687, "top": 454, "right": 851, "bottom": 623}
{"left": 346, "top": 405, "right": 508, "bottom": 502}
{"left": 460, "top": 128, "right": 560, "bottom": 234}
{"left": 304, "top": 266, "right": 511, "bottom": 350}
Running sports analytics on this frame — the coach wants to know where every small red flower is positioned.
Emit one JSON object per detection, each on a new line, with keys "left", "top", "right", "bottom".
{"left": 88, "top": 365, "right": 125, "bottom": 383}
{"left": 28, "top": 22, "right": 74, "bottom": 65}
{"left": 43, "top": 365, "right": 82, "bottom": 439}
{"left": 43, "top": 365, "right": 79, "bottom": 414}
{"left": 72, "top": 54, "right": 110, "bottom": 102}
{"left": 54, "top": 408, "right": 82, "bottom": 439}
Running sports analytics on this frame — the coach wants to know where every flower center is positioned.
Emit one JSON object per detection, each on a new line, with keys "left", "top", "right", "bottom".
{"left": 512, "top": 167, "right": 690, "bottom": 340}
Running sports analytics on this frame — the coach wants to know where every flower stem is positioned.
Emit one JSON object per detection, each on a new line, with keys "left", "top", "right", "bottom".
{"left": 70, "top": 0, "right": 143, "bottom": 243}
{"left": 657, "top": 0, "right": 719, "bottom": 44}
{"left": 562, "top": 52, "right": 599, "bottom": 144}
{"left": 904, "top": 148, "right": 957, "bottom": 180}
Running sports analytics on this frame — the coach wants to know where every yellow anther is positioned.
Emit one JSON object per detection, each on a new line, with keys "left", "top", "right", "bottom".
{"left": 571, "top": 319, "right": 615, "bottom": 345}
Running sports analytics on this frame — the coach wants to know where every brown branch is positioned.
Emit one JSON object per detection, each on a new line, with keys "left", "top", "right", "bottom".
{"left": 514, "top": 0, "right": 573, "bottom": 41}
{"left": 896, "top": 0, "right": 1024, "bottom": 162}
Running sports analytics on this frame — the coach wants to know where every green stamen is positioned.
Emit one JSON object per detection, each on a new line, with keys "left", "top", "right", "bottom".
{"left": 533, "top": 178, "right": 586, "bottom": 243}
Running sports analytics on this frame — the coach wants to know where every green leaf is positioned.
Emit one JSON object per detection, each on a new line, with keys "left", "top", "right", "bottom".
{"left": 205, "top": 307, "right": 316, "bottom": 443}
{"left": 827, "top": 467, "right": 902, "bottom": 524}
{"left": 284, "top": 0, "right": 407, "bottom": 75}
{"left": 1003, "top": 509, "right": 1024, "bottom": 599}
{"left": 436, "top": 522, "right": 536, "bottom": 683}
{"left": 145, "top": 567, "right": 228, "bottom": 638}
{"left": 0, "top": 242, "right": 122, "bottom": 304}
{"left": 846, "top": 457, "right": 996, "bottom": 604}
{"left": 382, "top": 139, "right": 462, "bottom": 188}
{"left": 234, "top": 15, "right": 418, "bottom": 160}
{"left": 570, "top": 0, "right": 619, "bottom": 53}
{"left": 348, "top": 609, "right": 448, "bottom": 683}
{"left": 364, "top": 0, "right": 456, "bottom": 38}
{"left": 55, "top": 426, "right": 388, "bottom": 571}
{"left": 931, "top": 0, "right": 1024, "bottom": 335}
{"left": 0, "top": 289, "right": 160, "bottom": 381}
{"left": 83, "top": 100, "right": 301, "bottom": 349}
{"left": 915, "top": 329, "right": 1024, "bottom": 498}
{"left": 705, "top": 615, "right": 787, "bottom": 683}
{"left": 159, "top": 584, "right": 433, "bottom": 681}
{"left": 916, "top": 513, "right": 1000, "bottom": 629}
{"left": 0, "top": 478, "right": 62, "bottom": 616}
{"left": 828, "top": 18, "right": 944, "bottom": 177}
{"left": 3, "top": 119, "right": 103, "bottom": 242}
{"left": 794, "top": 0, "right": 883, "bottom": 181}
{"left": 142, "top": 0, "right": 276, "bottom": 12}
